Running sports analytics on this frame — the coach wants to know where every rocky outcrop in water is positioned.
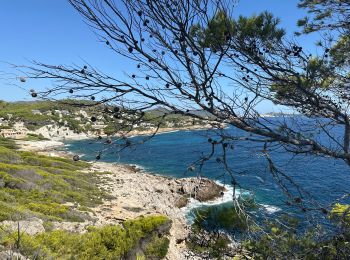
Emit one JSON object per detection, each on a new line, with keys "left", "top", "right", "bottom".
{"left": 169, "top": 177, "right": 226, "bottom": 207}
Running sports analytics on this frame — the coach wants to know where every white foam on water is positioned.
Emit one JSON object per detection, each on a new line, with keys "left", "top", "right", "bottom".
{"left": 260, "top": 204, "right": 282, "bottom": 214}
{"left": 182, "top": 181, "right": 258, "bottom": 213}
{"left": 182, "top": 181, "right": 237, "bottom": 222}
{"left": 182, "top": 181, "right": 282, "bottom": 224}
{"left": 156, "top": 130, "right": 179, "bottom": 135}
{"left": 129, "top": 163, "right": 146, "bottom": 172}
{"left": 255, "top": 176, "right": 264, "bottom": 183}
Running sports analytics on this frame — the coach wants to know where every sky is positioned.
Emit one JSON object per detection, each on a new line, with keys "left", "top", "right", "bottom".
{"left": 0, "top": 0, "right": 320, "bottom": 112}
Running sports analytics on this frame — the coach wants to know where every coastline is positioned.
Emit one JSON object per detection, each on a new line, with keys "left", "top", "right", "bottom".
{"left": 14, "top": 134, "right": 231, "bottom": 259}
{"left": 27, "top": 123, "right": 219, "bottom": 144}
{"left": 122, "top": 124, "right": 216, "bottom": 137}
{"left": 16, "top": 123, "right": 219, "bottom": 156}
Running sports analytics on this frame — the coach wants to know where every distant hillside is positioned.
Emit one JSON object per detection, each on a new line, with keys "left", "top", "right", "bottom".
{"left": 0, "top": 101, "right": 85, "bottom": 133}
{"left": 0, "top": 101, "right": 209, "bottom": 137}
{"left": 146, "top": 107, "right": 214, "bottom": 119}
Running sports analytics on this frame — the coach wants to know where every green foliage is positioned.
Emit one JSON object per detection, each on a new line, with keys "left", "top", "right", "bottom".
{"left": 23, "top": 133, "right": 49, "bottom": 141}
{"left": 330, "top": 35, "right": 350, "bottom": 66}
{"left": 104, "top": 123, "right": 121, "bottom": 135}
{"left": 26, "top": 203, "right": 69, "bottom": 218}
{"left": 0, "top": 101, "right": 88, "bottom": 131}
{"left": 136, "top": 254, "right": 146, "bottom": 260}
{"left": 103, "top": 110, "right": 199, "bottom": 134}
{"left": 234, "top": 11, "right": 285, "bottom": 42}
{"left": 186, "top": 230, "right": 231, "bottom": 259}
{"left": 0, "top": 215, "right": 170, "bottom": 259}
{"left": 297, "top": 0, "right": 350, "bottom": 68}
{"left": 190, "top": 10, "right": 235, "bottom": 50}
{"left": 192, "top": 204, "right": 249, "bottom": 232}
{"left": 243, "top": 218, "right": 313, "bottom": 259}
{"left": 330, "top": 203, "right": 350, "bottom": 225}
{"left": 190, "top": 10, "right": 285, "bottom": 50}
{"left": 269, "top": 56, "right": 333, "bottom": 104}
{"left": 187, "top": 204, "right": 251, "bottom": 258}
{"left": 61, "top": 116, "right": 85, "bottom": 133}
{"left": 0, "top": 144, "right": 110, "bottom": 222}
{"left": 0, "top": 137, "right": 17, "bottom": 149}
{"left": 0, "top": 146, "right": 21, "bottom": 164}
{"left": 145, "top": 236, "right": 170, "bottom": 259}
{"left": 0, "top": 201, "right": 24, "bottom": 221}
{"left": 1, "top": 101, "right": 205, "bottom": 136}
{"left": 243, "top": 219, "right": 350, "bottom": 259}
{"left": 0, "top": 102, "right": 53, "bottom": 130}
{"left": 298, "top": 0, "right": 349, "bottom": 33}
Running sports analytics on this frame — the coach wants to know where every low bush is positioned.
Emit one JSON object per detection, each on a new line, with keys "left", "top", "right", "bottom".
{"left": 145, "top": 236, "right": 170, "bottom": 259}
{"left": 0, "top": 215, "right": 170, "bottom": 259}
{"left": 23, "top": 133, "right": 49, "bottom": 141}
{"left": 0, "top": 144, "right": 110, "bottom": 222}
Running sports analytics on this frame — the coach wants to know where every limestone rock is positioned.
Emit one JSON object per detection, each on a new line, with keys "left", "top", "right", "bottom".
{"left": 1, "top": 217, "right": 45, "bottom": 236}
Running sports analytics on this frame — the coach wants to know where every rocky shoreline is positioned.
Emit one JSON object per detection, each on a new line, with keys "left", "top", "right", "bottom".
{"left": 12, "top": 139, "right": 230, "bottom": 259}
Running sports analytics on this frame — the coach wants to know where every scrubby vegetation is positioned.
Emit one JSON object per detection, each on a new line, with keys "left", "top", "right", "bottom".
{"left": 103, "top": 110, "right": 206, "bottom": 135}
{"left": 0, "top": 101, "right": 62, "bottom": 131}
{"left": 186, "top": 203, "right": 350, "bottom": 259}
{"left": 144, "top": 235, "right": 170, "bottom": 259}
{"left": 0, "top": 215, "right": 171, "bottom": 259}
{"left": 0, "top": 138, "right": 111, "bottom": 222}
{"left": 0, "top": 100, "right": 93, "bottom": 132}
{"left": 0, "top": 138, "right": 18, "bottom": 149}
{"left": 0, "top": 138, "right": 171, "bottom": 258}
{"left": 186, "top": 204, "right": 249, "bottom": 258}
{"left": 242, "top": 217, "right": 350, "bottom": 259}
{"left": 23, "top": 133, "right": 49, "bottom": 141}
{"left": 0, "top": 100, "right": 207, "bottom": 136}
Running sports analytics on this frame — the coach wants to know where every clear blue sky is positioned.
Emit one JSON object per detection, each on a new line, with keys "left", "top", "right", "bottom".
{"left": 0, "top": 0, "right": 319, "bottom": 112}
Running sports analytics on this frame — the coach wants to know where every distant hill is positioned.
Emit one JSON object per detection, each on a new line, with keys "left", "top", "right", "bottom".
{"left": 0, "top": 101, "right": 209, "bottom": 136}
{"left": 147, "top": 106, "right": 214, "bottom": 119}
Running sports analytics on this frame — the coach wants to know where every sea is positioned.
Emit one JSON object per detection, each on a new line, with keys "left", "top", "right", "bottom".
{"left": 63, "top": 117, "right": 350, "bottom": 234}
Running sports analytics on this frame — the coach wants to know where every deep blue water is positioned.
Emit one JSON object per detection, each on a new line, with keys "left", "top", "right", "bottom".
{"left": 64, "top": 121, "right": 350, "bottom": 231}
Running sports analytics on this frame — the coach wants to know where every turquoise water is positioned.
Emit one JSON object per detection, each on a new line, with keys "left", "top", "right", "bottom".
{"left": 64, "top": 123, "right": 350, "bottom": 231}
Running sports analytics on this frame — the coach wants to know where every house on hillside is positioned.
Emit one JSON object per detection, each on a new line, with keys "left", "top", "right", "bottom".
{"left": 91, "top": 122, "right": 106, "bottom": 130}
{"left": 0, "top": 127, "right": 28, "bottom": 139}
{"left": 31, "top": 110, "right": 42, "bottom": 115}
{"left": 54, "top": 110, "right": 63, "bottom": 118}
{"left": 75, "top": 110, "right": 88, "bottom": 118}
{"left": 0, "top": 118, "right": 8, "bottom": 127}
{"left": 140, "top": 122, "right": 153, "bottom": 128}
{"left": 45, "top": 111, "right": 53, "bottom": 116}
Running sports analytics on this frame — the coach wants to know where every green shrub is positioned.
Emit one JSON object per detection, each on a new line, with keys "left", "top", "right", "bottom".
{"left": 330, "top": 203, "right": 350, "bottom": 224}
{"left": 26, "top": 203, "right": 69, "bottom": 217}
{"left": 192, "top": 204, "right": 249, "bottom": 232}
{"left": 0, "top": 215, "right": 170, "bottom": 259}
{"left": 0, "top": 201, "right": 24, "bottom": 221}
{"left": 0, "top": 144, "right": 108, "bottom": 222}
{"left": 23, "top": 133, "right": 49, "bottom": 141}
{"left": 0, "top": 146, "right": 21, "bottom": 163}
{"left": 145, "top": 236, "right": 170, "bottom": 259}
{"left": 187, "top": 204, "right": 252, "bottom": 258}
{"left": 0, "top": 138, "right": 17, "bottom": 149}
